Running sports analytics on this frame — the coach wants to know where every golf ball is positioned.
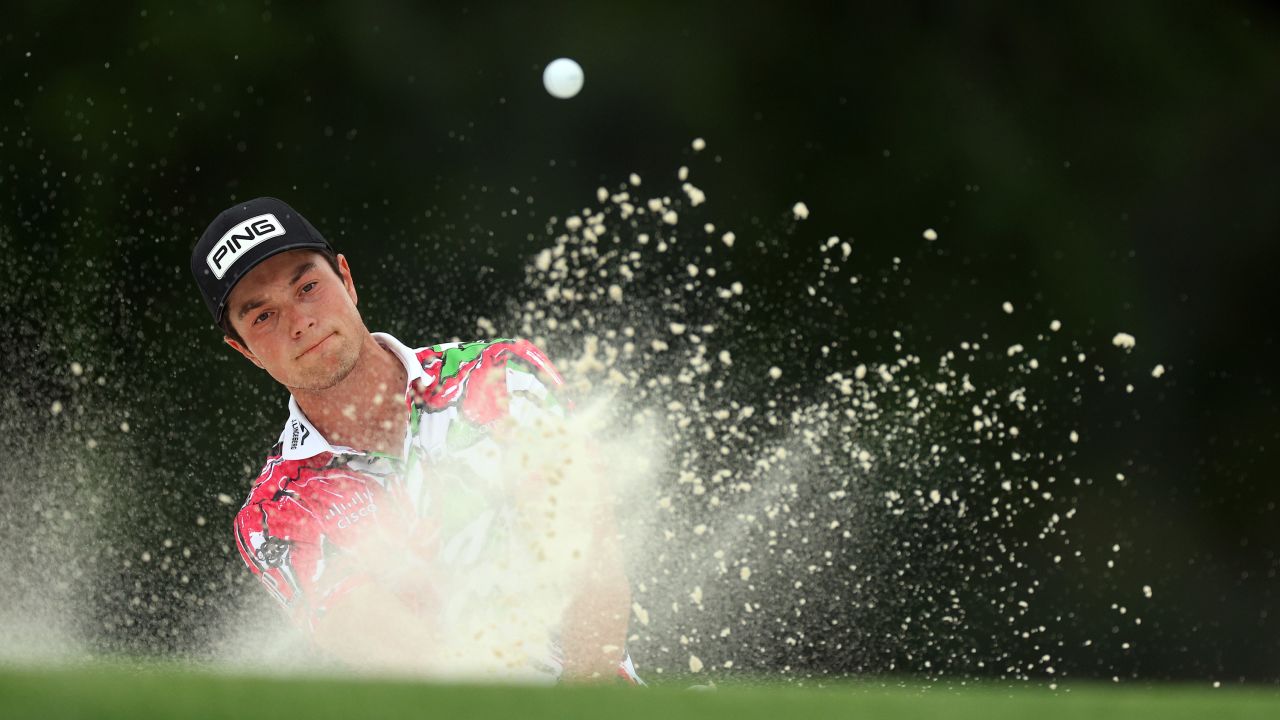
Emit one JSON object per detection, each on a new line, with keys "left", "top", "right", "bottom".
{"left": 543, "top": 58, "right": 584, "bottom": 99}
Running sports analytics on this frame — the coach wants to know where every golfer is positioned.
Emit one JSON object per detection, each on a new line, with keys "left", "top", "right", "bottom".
{"left": 191, "top": 197, "right": 640, "bottom": 683}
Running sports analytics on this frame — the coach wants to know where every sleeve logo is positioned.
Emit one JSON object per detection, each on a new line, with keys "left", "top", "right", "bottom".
{"left": 206, "top": 213, "right": 285, "bottom": 279}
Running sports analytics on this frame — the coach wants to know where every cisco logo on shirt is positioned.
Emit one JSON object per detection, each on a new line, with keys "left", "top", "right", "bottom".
{"left": 206, "top": 213, "right": 285, "bottom": 279}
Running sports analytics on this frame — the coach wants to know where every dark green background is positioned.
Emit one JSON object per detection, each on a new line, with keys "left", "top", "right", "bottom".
{"left": 0, "top": 2, "right": 1276, "bottom": 683}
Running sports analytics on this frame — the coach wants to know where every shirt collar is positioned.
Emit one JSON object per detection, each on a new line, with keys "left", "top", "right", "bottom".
{"left": 370, "top": 331, "right": 428, "bottom": 386}
{"left": 276, "top": 331, "right": 429, "bottom": 461}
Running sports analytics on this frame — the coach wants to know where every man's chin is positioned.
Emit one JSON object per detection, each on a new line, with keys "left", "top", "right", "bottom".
{"left": 291, "top": 343, "right": 360, "bottom": 391}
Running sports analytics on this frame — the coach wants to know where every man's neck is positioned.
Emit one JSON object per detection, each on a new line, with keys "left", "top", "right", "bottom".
{"left": 292, "top": 333, "right": 409, "bottom": 455}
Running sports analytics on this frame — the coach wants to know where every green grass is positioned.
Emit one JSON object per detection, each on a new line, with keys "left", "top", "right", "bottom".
{"left": 1, "top": 664, "right": 1276, "bottom": 720}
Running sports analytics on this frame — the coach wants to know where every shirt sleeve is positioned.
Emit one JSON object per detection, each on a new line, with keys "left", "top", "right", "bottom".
{"left": 498, "top": 339, "right": 571, "bottom": 423}
{"left": 232, "top": 460, "right": 370, "bottom": 632}
{"left": 452, "top": 338, "right": 571, "bottom": 428}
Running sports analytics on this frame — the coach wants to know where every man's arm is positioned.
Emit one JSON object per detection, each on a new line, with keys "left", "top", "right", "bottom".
{"left": 477, "top": 338, "right": 635, "bottom": 681}
{"left": 311, "top": 582, "right": 441, "bottom": 675}
{"left": 558, "top": 497, "right": 632, "bottom": 681}
{"left": 235, "top": 482, "right": 441, "bottom": 676}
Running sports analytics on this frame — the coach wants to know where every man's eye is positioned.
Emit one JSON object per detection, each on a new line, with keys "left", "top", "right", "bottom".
{"left": 253, "top": 311, "right": 271, "bottom": 325}
{"left": 302, "top": 281, "right": 318, "bottom": 293}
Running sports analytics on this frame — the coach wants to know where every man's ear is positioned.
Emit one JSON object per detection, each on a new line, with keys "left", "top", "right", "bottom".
{"left": 224, "top": 335, "right": 265, "bottom": 370}
{"left": 336, "top": 253, "right": 358, "bottom": 306}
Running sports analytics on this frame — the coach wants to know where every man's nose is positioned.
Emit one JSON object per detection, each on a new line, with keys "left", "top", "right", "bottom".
{"left": 287, "top": 304, "right": 316, "bottom": 338}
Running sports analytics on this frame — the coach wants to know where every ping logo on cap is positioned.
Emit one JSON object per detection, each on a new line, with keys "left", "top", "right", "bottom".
{"left": 206, "top": 213, "right": 285, "bottom": 279}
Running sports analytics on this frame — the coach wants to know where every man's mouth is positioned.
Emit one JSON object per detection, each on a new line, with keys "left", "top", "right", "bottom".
{"left": 298, "top": 333, "right": 335, "bottom": 359}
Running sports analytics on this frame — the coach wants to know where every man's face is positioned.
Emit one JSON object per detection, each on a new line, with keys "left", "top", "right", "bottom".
{"left": 223, "top": 250, "right": 366, "bottom": 392}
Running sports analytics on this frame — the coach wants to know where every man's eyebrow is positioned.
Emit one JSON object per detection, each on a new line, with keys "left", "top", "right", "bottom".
{"left": 237, "top": 297, "right": 267, "bottom": 321}
{"left": 237, "top": 262, "right": 320, "bottom": 320}
{"left": 289, "top": 261, "right": 318, "bottom": 286}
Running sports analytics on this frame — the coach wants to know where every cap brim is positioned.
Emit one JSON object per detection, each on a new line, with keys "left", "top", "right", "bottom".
{"left": 214, "top": 242, "right": 334, "bottom": 325}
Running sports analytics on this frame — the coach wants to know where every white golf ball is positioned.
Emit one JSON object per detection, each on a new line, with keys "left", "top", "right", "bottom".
{"left": 543, "top": 58, "right": 584, "bottom": 99}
